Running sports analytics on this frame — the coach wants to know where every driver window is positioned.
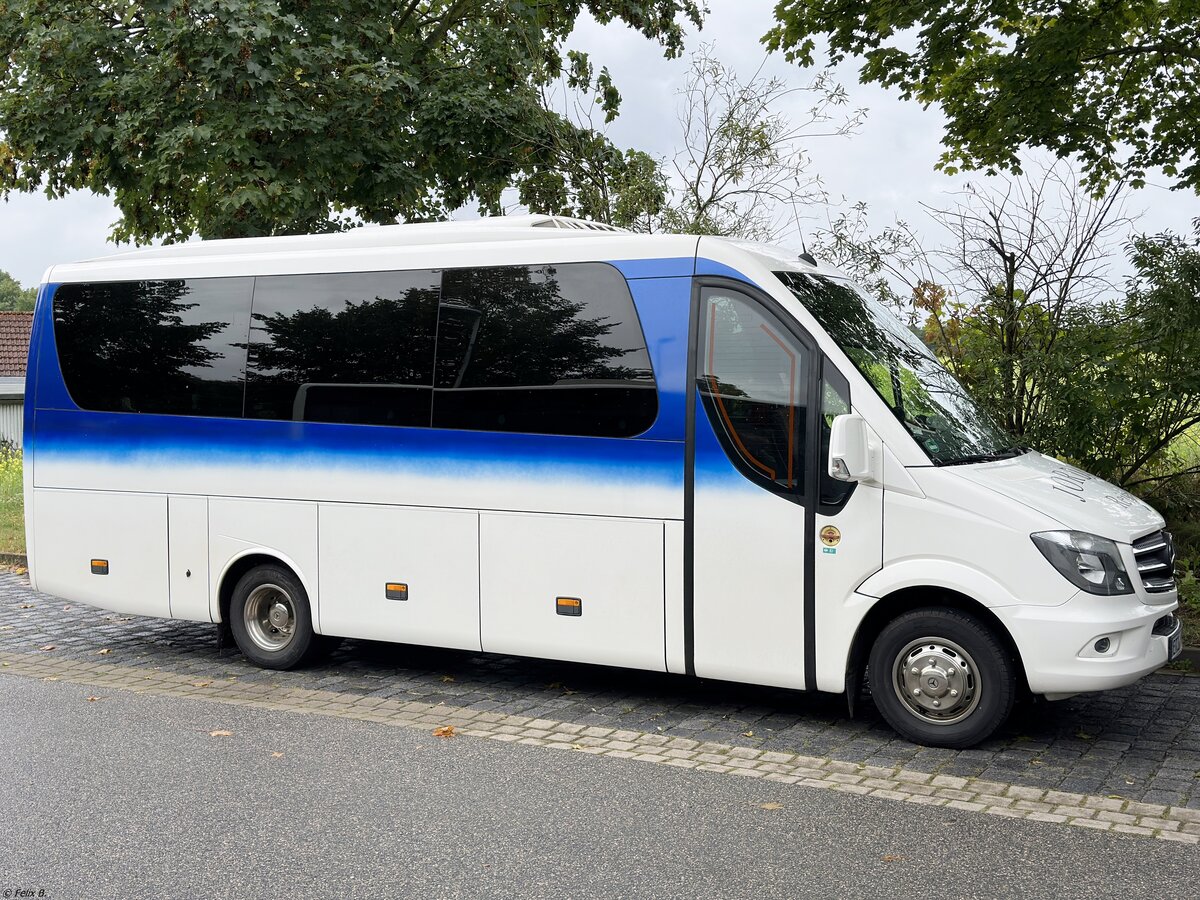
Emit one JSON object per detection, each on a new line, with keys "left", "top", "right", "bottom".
{"left": 698, "top": 288, "right": 809, "bottom": 497}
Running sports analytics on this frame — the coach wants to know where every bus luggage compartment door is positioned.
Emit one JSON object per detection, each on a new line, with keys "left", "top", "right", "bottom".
{"left": 479, "top": 511, "right": 666, "bottom": 671}
{"left": 32, "top": 489, "right": 170, "bottom": 618}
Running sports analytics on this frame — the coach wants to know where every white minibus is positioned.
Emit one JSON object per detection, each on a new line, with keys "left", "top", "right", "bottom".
{"left": 23, "top": 215, "right": 1183, "bottom": 747}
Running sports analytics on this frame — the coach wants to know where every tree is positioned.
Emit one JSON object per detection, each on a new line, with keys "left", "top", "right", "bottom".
{"left": 512, "top": 54, "right": 671, "bottom": 230}
{"left": 0, "top": 269, "right": 35, "bottom": 311}
{"left": 1049, "top": 223, "right": 1200, "bottom": 489}
{"left": 0, "top": 1, "right": 702, "bottom": 242}
{"left": 766, "top": 1, "right": 1200, "bottom": 194}
{"left": 521, "top": 45, "right": 863, "bottom": 241}
{"left": 919, "top": 165, "right": 1131, "bottom": 444}
{"left": 659, "top": 46, "right": 862, "bottom": 242}
{"left": 808, "top": 201, "right": 931, "bottom": 311}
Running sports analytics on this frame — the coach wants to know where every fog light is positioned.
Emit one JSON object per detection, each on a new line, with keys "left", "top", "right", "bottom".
{"left": 1094, "top": 637, "right": 1111, "bottom": 654}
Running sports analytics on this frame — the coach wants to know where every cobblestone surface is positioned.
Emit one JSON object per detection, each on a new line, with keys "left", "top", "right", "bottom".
{"left": 3, "top": 572, "right": 1199, "bottom": 812}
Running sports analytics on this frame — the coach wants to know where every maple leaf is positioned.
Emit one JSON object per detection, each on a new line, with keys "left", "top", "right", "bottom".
{"left": 433, "top": 725, "right": 456, "bottom": 738}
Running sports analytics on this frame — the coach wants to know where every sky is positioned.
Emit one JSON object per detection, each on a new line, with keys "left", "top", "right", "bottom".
{"left": 0, "top": 1, "right": 1196, "bottom": 289}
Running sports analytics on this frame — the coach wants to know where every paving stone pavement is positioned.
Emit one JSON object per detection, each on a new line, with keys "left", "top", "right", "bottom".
{"left": 3, "top": 571, "right": 1199, "bottom": 811}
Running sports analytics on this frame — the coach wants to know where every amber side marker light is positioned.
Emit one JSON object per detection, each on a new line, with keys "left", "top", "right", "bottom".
{"left": 90, "top": 559, "right": 109, "bottom": 575}
{"left": 385, "top": 583, "right": 408, "bottom": 601}
{"left": 556, "top": 597, "right": 582, "bottom": 617}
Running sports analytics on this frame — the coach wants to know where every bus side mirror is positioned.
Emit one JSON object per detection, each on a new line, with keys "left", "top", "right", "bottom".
{"left": 828, "top": 413, "right": 876, "bottom": 483}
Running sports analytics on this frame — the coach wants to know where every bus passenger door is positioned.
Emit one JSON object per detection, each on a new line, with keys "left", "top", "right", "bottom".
{"left": 688, "top": 282, "right": 818, "bottom": 690}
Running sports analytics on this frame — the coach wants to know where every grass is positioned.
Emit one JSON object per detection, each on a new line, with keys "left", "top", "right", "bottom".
{"left": 0, "top": 448, "right": 24, "bottom": 555}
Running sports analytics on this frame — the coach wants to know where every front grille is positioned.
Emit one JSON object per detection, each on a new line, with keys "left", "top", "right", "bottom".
{"left": 1133, "top": 529, "right": 1176, "bottom": 593}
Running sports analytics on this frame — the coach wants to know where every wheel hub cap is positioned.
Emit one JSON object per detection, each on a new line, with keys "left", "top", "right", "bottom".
{"left": 268, "top": 602, "right": 291, "bottom": 629}
{"left": 893, "top": 638, "right": 981, "bottom": 726}
{"left": 243, "top": 584, "right": 296, "bottom": 653}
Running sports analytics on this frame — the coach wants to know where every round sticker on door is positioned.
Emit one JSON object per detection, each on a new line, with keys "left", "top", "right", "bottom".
{"left": 820, "top": 526, "right": 841, "bottom": 547}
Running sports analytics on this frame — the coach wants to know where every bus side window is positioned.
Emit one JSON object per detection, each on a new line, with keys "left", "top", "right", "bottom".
{"left": 244, "top": 270, "right": 441, "bottom": 427}
{"left": 432, "top": 263, "right": 657, "bottom": 438}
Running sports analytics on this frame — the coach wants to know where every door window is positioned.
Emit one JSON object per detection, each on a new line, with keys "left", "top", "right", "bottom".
{"left": 697, "top": 287, "right": 811, "bottom": 500}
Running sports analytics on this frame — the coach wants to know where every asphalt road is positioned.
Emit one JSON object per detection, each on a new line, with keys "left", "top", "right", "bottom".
{"left": 0, "top": 677, "right": 1195, "bottom": 900}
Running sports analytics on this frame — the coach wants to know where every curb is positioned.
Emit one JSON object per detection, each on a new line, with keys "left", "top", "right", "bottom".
{"left": 0, "top": 552, "right": 27, "bottom": 568}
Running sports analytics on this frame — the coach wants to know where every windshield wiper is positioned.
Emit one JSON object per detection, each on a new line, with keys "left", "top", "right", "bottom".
{"left": 938, "top": 446, "right": 1029, "bottom": 467}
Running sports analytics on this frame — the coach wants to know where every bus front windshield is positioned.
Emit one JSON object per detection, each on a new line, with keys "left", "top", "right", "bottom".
{"left": 775, "top": 271, "right": 1021, "bottom": 466}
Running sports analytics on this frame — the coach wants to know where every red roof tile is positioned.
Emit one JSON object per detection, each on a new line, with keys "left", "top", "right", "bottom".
{"left": 0, "top": 312, "right": 33, "bottom": 377}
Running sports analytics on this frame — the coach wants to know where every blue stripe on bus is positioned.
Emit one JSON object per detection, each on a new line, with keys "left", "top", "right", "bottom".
{"left": 33, "top": 407, "right": 685, "bottom": 486}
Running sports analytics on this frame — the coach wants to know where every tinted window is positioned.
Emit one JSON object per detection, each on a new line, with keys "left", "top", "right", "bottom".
{"left": 53, "top": 278, "right": 253, "bottom": 417}
{"left": 698, "top": 287, "right": 810, "bottom": 498}
{"left": 245, "top": 271, "right": 440, "bottom": 426}
{"left": 776, "top": 271, "right": 1014, "bottom": 465}
{"left": 432, "top": 263, "right": 656, "bottom": 437}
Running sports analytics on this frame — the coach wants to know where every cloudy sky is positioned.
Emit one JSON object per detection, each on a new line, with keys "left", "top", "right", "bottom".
{"left": 0, "top": 1, "right": 1195, "bottom": 289}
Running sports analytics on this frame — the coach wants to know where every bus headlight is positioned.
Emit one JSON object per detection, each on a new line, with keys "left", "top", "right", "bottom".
{"left": 1031, "top": 531, "right": 1134, "bottom": 596}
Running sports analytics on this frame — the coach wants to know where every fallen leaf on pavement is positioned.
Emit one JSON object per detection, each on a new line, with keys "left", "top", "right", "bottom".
{"left": 882, "top": 855, "right": 904, "bottom": 862}
{"left": 571, "top": 743, "right": 585, "bottom": 751}
{"left": 271, "top": 752, "right": 284, "bottom": 758}
{"left": 39, "top": 644, "right": 56, "bottom": 651}
{"left": 19, "top": 603, "right": 34, "bottom": 609}
{"left": 97, "top": 648, "right": 112, "bottom": 655}
{"left": 433, "top": 725, "right": 456, "bottom": 738}
{"left": 441, "top": 674, "right": 455, "bottom": 683}
{"left": 759, "top": 802, "right": 784, "bottom": 810}
{"left": 0, "top": 624, "right": 11, "bottom": 630}
{"left": 191, "top": 681, "right": 212, "bottom": 688}
{"left": 741, "top": 730, "right": 754, "bottom": 737}
{"left": 63, "top": 605, "right": 72, "bottom": 611}
{"left": 86, "top": 696, "right": 101, "bottom": 702}
{"left": 209, "top": 730, "right": 233, "bottom": 737}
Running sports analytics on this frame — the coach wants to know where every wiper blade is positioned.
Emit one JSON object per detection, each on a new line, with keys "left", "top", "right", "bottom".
{"left": 938, "top": 446, "right": 1029, "bottom": 466}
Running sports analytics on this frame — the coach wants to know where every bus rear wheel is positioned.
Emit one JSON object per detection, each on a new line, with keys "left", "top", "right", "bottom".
{"left": 868, "top": 608, "right": 1016, "bottom": 749}
{"left": 230, "top": 564, "right": 316, "bottom": 670}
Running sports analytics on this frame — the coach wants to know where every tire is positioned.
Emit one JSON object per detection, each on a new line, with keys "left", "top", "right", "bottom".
{"left": 229, "top": 564, "right": 317, "bottom": 670}
{"left": 868, "top": 608, "right": 1016, "bottom": 749}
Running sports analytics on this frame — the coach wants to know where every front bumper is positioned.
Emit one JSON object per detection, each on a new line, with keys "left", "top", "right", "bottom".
{"left": 997, "top": 590, "right": 1181, "bottom": 696}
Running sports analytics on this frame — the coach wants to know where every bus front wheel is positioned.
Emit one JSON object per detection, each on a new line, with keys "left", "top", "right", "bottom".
{"left": 229, "top": 564, "right": 317, "bottom": 670}
{"left": 868, "top": 608, "right": 1016, "bottom": 748}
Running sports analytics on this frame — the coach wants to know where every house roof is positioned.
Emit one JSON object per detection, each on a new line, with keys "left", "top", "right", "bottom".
{"left": 0, "top": 311, "right": 33, "bottom": 377}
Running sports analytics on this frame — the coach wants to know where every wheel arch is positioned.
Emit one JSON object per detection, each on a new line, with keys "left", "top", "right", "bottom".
{"left": 214, "top": 550, "right": 308, "bottom": 628}
{"left": 846, "top": 587, "right": 1031, "bottom": 700}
